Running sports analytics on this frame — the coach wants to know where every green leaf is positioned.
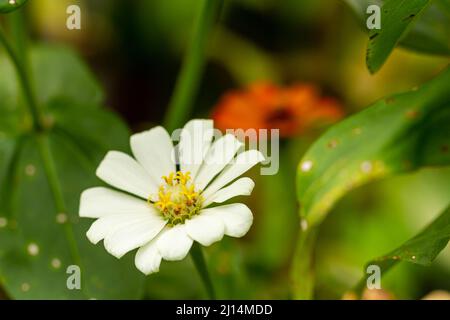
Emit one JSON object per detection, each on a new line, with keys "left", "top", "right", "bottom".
{"left": 296, "top": 66, "right": 450, "bottom": 227}
{"left": 0, "top": 45, "right": 103, "bottom": 111}
{"left": 0, "top": 45, "right": 145, "bottom": 299}
{"left": 367, "top": 0, "right": 430, "bottom": 73}
{"left": 355, "top": 204, "right": 450, "bottom": 293}
{"left": 0, "top": 0, "right": 28, "bottom": 14}
{"left": 31, "top": 46, "right": 104, "bottom": 107}
{"left": 344, "top": 0, "right": 383, "bottom": 25}
{"left": 343, "top": 0, "right": 450, "bottom": 73}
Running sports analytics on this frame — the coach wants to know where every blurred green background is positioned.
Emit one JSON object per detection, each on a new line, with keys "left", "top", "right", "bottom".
{"left": 2, "top": 0, "right": 449, "bottom": 299}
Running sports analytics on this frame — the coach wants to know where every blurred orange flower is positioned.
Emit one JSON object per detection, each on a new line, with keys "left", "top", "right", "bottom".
{"left": 212, "top": 82, "right": 344, "bottom": 138}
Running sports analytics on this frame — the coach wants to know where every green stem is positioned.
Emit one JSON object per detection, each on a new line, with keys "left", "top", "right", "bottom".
{"left": 190, "top": 242, "right": 216, "bottom": 299}
{"left": 163, "top": 0, "right": 223, "bottom": 131}
{"left": 36, "top": 135, "right": 82, "bottom": 269}
{"left": 0, "top": 19, "right": 42, "bottom": 131}
{"left": 7, "top": 12, "right": 28, "bottom": 67}
{"left": 290, "top": 221, "right": 318, "bottom": 300}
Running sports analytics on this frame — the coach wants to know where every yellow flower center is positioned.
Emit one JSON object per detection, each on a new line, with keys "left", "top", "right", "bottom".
{"left": 152, "top": 171, "right": 203, "bottom": 227}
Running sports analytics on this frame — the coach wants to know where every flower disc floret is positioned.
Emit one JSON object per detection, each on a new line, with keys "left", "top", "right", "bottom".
{"left": 153, "top": 171, "right": 203, "bottom": 226}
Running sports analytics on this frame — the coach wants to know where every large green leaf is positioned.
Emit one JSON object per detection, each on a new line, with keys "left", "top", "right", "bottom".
{"left": 0, "top": 45, "right": 103, "bottom": 111}
{"left": 343, "top": 0, "right": 450, "bottom": 73}
{"left": 366, "top": 0, "right": 430, "bottom": 73}
{"left": 0, "top": 0, "right": 28, "bottom": 14}
{"left": 296, "top": 67, "right": 450, "bottom": 227}
{"left": 0, "top": 45, "right": 145, "bottom": 299}
{"left": 355, "top": 204, "right": 450, "bottom": 293}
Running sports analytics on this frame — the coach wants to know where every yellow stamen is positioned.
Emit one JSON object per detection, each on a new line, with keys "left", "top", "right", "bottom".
{"left": 163, "top": 172, "right": 175, "bottom": 186}
{"left": 151, "top": 171, "right": 203, "bottom": 226}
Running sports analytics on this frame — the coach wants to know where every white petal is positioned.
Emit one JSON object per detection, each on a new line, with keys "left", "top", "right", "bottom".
{"left": 202, "top": 150, "right": 264, "bottom": 200}
{"left": 178, "top": 119, "right": 214, "bottom": 179}
{"left": 194, "top": 134, "right": 242, "bottom": 190}
{"left": 86, "top": 212, "right": 155, "bottom": 245}
{"left": 203, "top": 177, "right": 255, "bottom": 207}
{"left": 185, "top": 214, "right": 224, "bottom": 246}
{"left": 130, "top": 127, "right": 176, "bottom": 186}
{"left": 96, "top": 151, "right": 156, "bottom": 199}
{"left": 104, "top": 213, "right": 167, "bottom": 258}
{"left": 201, "top": 203, "right": 253, "bottom": 238}
{"left": 156, "top": 225, "right": 193, "bottom": 261}
{"left": 135, "top": 235, "right": 163, "bottom": 275}
{"left": 79, "top": 187, "right": 152, "bottom": 218}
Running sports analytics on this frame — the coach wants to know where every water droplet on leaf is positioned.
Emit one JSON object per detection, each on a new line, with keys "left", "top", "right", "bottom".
{"left": 27, "top": 243, "right": 39, "bottom": 256}
{"left": 301, "top": 160, "right": 313, "bottom": 172}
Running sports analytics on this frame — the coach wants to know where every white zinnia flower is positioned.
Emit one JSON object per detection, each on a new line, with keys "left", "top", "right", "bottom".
{"left": 79, "top": 119, "right": 264, "bottom": 275}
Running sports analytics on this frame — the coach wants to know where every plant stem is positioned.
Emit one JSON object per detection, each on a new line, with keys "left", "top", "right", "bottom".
{"left": 36, "top": 134, "right": 90, "bottom": 297}
{"left": 0, "top": 22, "right": 43, "bottom": 131}
{"left": 7, "top": 12, "right": 28, "bottom": 67}
{"left": 36, "top": 135, "right": 82, "bottom": 269}
{"left": 290, "top": 221, "right": 318, "bottom": 300}
{"left": 163, "top": 0, "right": 223, "bottom": 132}
{"left": 190, "top": 242, "right": 216, "bottom": 299}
